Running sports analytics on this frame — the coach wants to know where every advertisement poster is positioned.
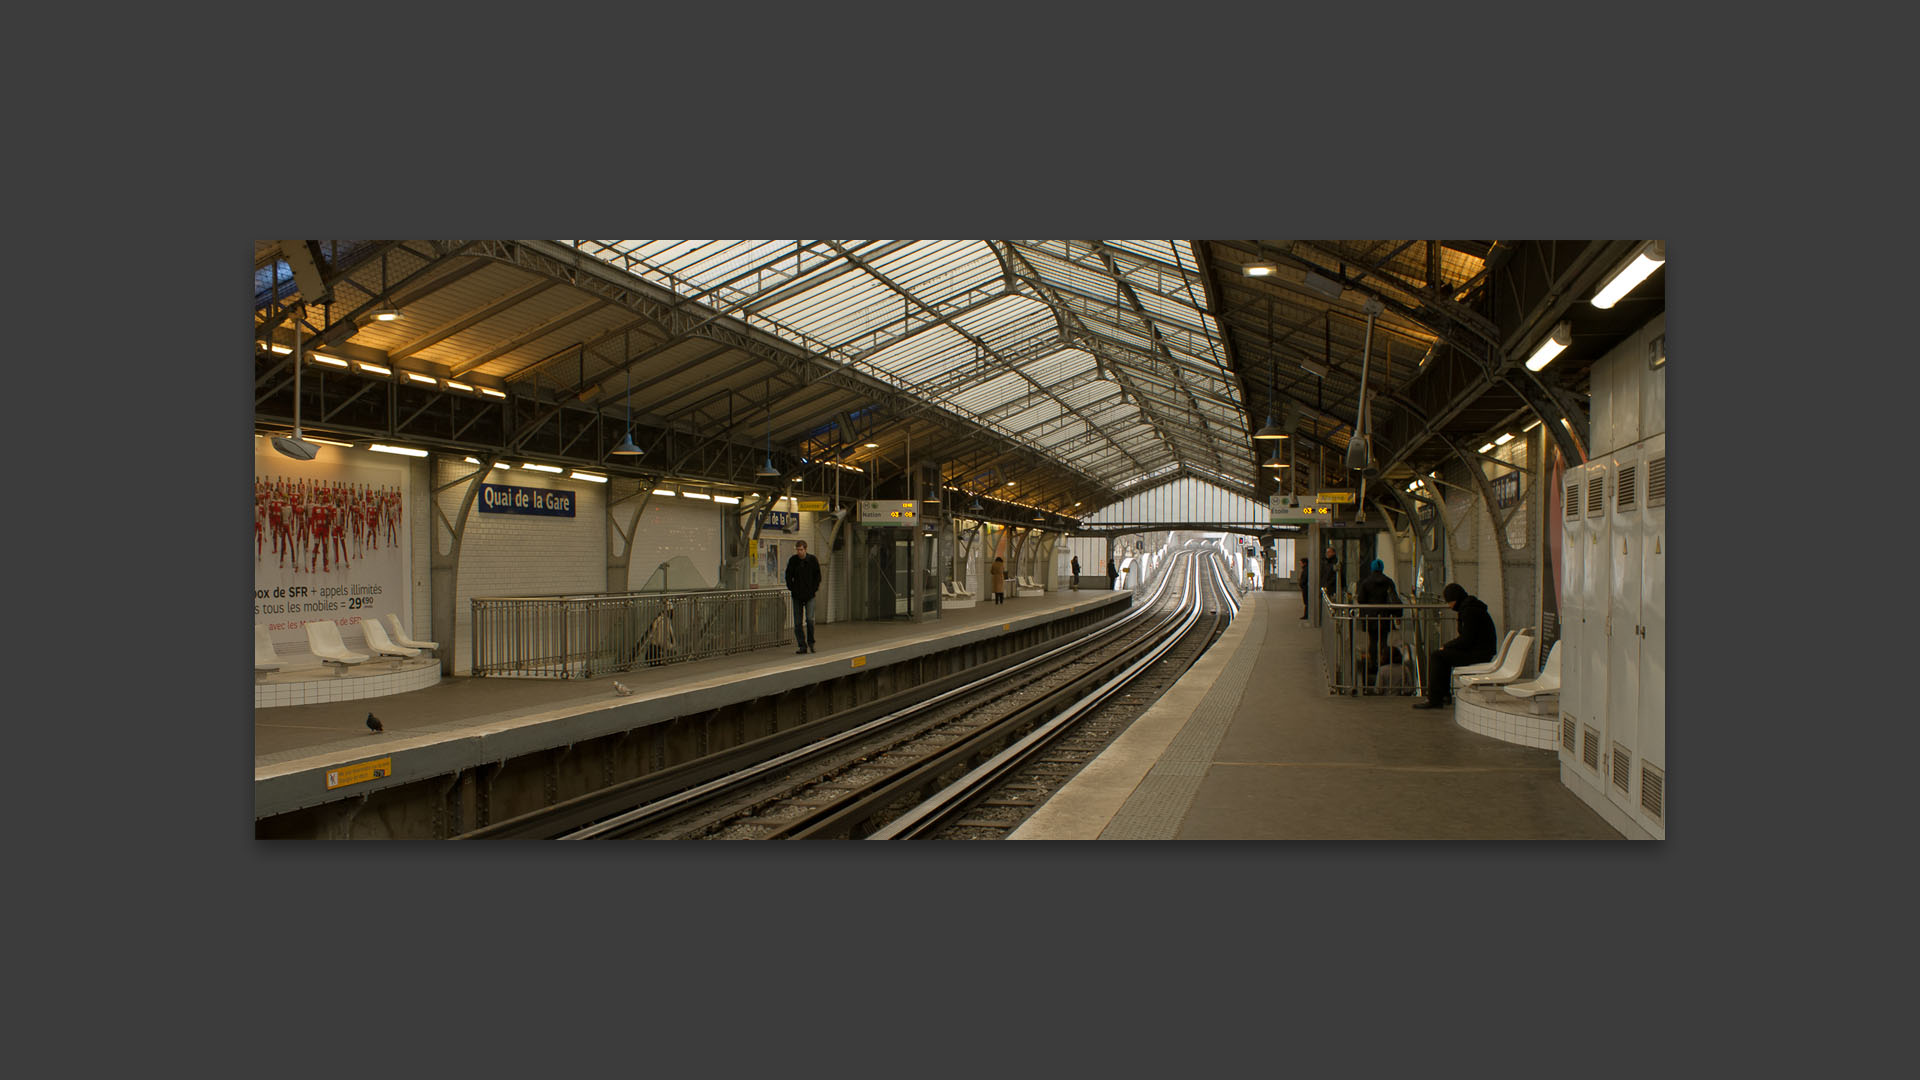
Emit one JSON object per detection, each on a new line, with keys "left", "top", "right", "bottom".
{"left": 254, "top": 444, "right": 411, "bottom": 653}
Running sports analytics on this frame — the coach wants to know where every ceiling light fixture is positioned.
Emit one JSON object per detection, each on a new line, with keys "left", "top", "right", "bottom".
{"left": 478, "top": 386, "right": 506, "bottom": 399}
{"left": 570, "top": 471, "right": 608, "bottom": 483}
{"left": 446, "top": 380, "right": 474, "bottom": 393}
{"left": 368, "top": 254, "right": 405, "bottom": 321}
{"left": 368, "top": 443, "right": 428, "bottom": 458}
{"left": 1242, "top": 262, "right": 1277, "bottom": 277}
{"left": 1479, "top": 442, "right": 1496, "bottom": 454}
{"left": 757, "top": 377, "right": 781, "bottom": 477}
{"left": 653, "top": 488, "right": 677, "bottom": 497}
{"left": 1494, "top": 432, "right": 1515, "bottom": 446}
{"left": 405, "top": 372, "right": 438, "bottom": 385}
{"left": 1591, "top": 241, "right": 1665, "bottom": 309}
{"left": 610, "top": 362, "right": 642, "bottom": 456}
{"left": 299, "top": 435, "right": 357, "bottom": 448}
{"left": 713, "top": 494, "right": 741, "bottom": 505}
{"left": 369, "top": 306, "right": 403, "bottom": 322}
{"left": 357, "top": 362, "right": 392, "bottom": 376}
{"left": 271, "top": 321, "right": 319, "bottom": 460}
{"left": 682, "top": 491, "right": 712, "bottom": 501}
{"left": 1525, "top": 322, "right": 1572, "bottom": 372}
{"left": 310, "top": 354, "right": 350, "bottom": 368}
{"left": 520, "top": 463, "right": 562, "bottom": 474}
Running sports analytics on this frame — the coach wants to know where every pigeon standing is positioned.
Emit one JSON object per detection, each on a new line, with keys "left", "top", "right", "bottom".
{"left": 366, "top": 712, "right": 384, "bottom": 732}
{"left": 613, "top": 681, "right": 635, "bottom": 697}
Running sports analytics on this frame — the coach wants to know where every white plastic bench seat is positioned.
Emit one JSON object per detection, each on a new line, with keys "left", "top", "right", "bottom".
{"left": 384, "top": 613, "right": 438, "bottom": 651}
{"left": 1503, "top": 642, "right": 1562, "bottom": 699}
{"left": 255, "top": 624, "right": 282, "bottom": 672}
{"left": 360, "top": 616, "right": 420, "bottom": 662}
{"left": 305, "top": 619, "right": 369, "bottom": 674}
{"left": 1454, "top": 629, "right": 1521, "bottom": 679}
{"left": 1455, "top": 633, "right": 1535, "bottom": 688}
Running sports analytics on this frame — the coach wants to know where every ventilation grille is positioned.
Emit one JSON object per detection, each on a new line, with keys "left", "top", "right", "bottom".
{"left": 1647, "top": 455, "right": 1666, "bottom": 507}
{"left": 1565, "top": 482, "right": 1581, "bottom": 520}
{"left": 1612, "top": 742, "right": 1632, "bottom": 792}
{"left": 1587, "top": 475, "right": 1606, "bottom": 518}
{"left": 1617, "top": 463, "right": 1637, "bottom": 511}
{"left": 1582, "top": 726, "right": 1601, "bottom": 770}
{"left": 1562, "top": 715, "right": 1577, "bottom": 752}
{"left": 1641, "top": 763, "right": 1664, "bottom": 822}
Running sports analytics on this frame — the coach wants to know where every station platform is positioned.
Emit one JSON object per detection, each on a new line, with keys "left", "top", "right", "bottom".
{"left": 254, "top": 586, "right": 1125, "bottom": 824}
{"left": 1011, "top": 589, "right": 1622, "bottom": 840}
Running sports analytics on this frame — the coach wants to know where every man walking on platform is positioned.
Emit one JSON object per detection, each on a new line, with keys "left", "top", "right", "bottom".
{"left": 1071, "top": 555, "right": 1081, "bottom": 590}
{"left": 785, "top": 540, "right": 822, "bottom": 654}
{"left": 1299, "top": 557, "right": 1312, "bottom": 619}
{"left": 1413, "top": 583, "right": 1497, "bottom": 710}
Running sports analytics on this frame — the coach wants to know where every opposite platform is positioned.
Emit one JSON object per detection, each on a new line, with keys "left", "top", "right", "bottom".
{"left": 1011, "top": 590, "right": 1622, "bottom": 840}
{"left": 255, "top": 589, "right": 1125, "bottom": 822}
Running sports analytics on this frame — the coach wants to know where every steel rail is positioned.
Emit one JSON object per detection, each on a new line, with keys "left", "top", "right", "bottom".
{"left": 868, "top": 551, "right": 1228, "bottom": 839}
{"left": 496, "top": 568, "right": 1182, "bottom": 840}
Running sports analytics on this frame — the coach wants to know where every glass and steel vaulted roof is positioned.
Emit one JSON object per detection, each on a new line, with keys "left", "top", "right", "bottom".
{"left": 568, "top": 240, "right": 1244, "bottom": 498}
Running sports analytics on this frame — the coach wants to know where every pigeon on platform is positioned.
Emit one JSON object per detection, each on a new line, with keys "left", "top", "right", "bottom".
{"left": 613, "top": 681, "right": 635, "bottom": 697}
{"left": 366, "top": 712, "right": 384, "bottom": 733}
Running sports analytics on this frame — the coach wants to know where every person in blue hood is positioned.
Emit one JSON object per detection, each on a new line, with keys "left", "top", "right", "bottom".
{"left": 1413, "top": 582, "right": 1497, "bottom": 710}
{"left": 1354, "top": 558, "right": 1401, "bottom": 676}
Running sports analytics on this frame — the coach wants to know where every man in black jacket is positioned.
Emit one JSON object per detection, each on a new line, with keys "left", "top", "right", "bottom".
{"left": 785, "top": 540, "right": 822, "bottom": 654}
{"left": 1413, "top": 582, "right": 1497, "bottom": 710}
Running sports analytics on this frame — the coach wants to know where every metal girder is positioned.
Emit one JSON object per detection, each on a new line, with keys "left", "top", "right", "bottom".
{"left": 386, "top": 278, "right": 561, "bottom": 362}
{"left": 448, "top": 297, "right": 612, "bottom": 377}
{"left": 463, "top": 240, "right": 1108, "bottom": 500}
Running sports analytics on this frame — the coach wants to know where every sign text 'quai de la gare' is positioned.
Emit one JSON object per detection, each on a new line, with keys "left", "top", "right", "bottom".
{"left": 478, "top": 483, "right": 576, "bottom": 517}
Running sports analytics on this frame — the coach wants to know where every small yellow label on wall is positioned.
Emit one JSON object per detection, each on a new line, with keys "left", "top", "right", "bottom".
{"left": 325, "top": 757, "right": 393, "bottom": 791}
{"left": 1003, "top": 623, "right": 1011, "bottom": 631}
{"left": 850, "top": 656, "right": 866, "bottom": 668}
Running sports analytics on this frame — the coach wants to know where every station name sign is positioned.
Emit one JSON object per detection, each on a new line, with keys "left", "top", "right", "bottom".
{"left": 858, "top": 500, "right": 917, "bottom": 526}
{"left": 478, "top": 483, "right": 576, "bottom": 517}
{"left": 762, "top": 510, "right": 800, "bottom": 532}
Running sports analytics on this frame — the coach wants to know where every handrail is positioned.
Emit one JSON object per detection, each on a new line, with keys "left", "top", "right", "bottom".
{"left": 1319, "top": 594, "right": 1460, "bottom": 697}
{"left": 471, "top": 586, "right": 791, "bottom": 678}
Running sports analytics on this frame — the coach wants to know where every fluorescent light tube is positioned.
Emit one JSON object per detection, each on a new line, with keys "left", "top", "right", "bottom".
{"left": 520, "top": 463, "right": 561, "bottom": 474}
{"left": 478, "top": 386, "right": 506, "bottom": 399}
{"left": 1242, "top": 262, "right": 1277, "bottom": 277}
{"left": 368, "top": 443, "right": 427, "bottom": 457}
{"left": 301, "top": 435, "right": 356, "bottom": 447}
{"left": 446, "top": 380, "right": 474, "bottom": 392}
{"left": 1591, "top": 241, "right": 1665, "bottom": 309}
{"left": 1495, "top": 432, "right": 1515, "bottom": 445}
{"left": 713, "top": 495, "right": 740, "bottom": 504}
{"left": 357, "top": 362, "right": 392, "bottom": 375}
{"left": 569, "top": 471, "right": 608, "bottom": 483}
{"left": 310, "top": 355, "right": 349, "bottom": 368}
{"left": 406, "top": 372, "right": 438, "bottom": 385}
{"left": 682, "top": 491, "right": 711, "bottom": 500}
{"left": 1524, "top": 323, "right": 1571, "bottom": 372}
{"left": 1479, "top": 442, "right": 1495, "bottom": 454}
{"left": 653, "top": 488, "right": 677, "bottom": 496}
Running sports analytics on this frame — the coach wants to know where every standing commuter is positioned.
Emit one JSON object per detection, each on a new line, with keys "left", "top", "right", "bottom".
{"left": 1298, "top": 557, "right": 1312, "bottom": 619}
{"left": 1324, "top": 547, "right": 1343, "bottom": 602}
{"left": 1071, "top": 555, "right": 1081, "bottom": 590}
{"left": 1413, "top": 583, "right": 1497, "bottom": 710}
{"left": 990, "top": 556, "right": 1008, "bottom": 604}
{"left": 1354, "top": 558, "right": 1402, "bottom": 675}
{"left": 1107, "top": 558, "right": 1119, "bottom": 591}
{"left": 785, "top": 540, "right": 822, "bottom": 654}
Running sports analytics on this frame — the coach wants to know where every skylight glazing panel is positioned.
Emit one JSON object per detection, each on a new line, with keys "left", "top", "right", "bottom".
{"left": 949, "top": 369, "right": 1031, "bottom": 415}
{"left": 870, "top": 240, "right": 1000, "bottom": 300}
{"left": 763, "top": 264, "right": 904, "bottom": 359}
{"left": 1017, "top": 347, "right": 1095, "bottom": 389}
{"left": 1106, "top": 240, "right": 1198, "bottom": 275}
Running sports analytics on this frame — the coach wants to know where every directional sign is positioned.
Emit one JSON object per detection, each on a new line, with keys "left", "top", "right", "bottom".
{"left": 858, "top": 500, "right": 917, "bottom": 526}
{"left": 324, "top": 757, "right": 393, "bottom": 791}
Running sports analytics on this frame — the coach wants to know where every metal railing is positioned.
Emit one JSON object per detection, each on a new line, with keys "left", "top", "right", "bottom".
{"left": 1319, "top": 593, "right": 1459, "bottom": 697}
{"left": 471, "top": 587, "right": 792, "bottom": 678}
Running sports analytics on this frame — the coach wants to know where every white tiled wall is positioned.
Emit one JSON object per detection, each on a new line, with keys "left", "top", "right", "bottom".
{"left": 255, "top": 663, "right": 441, "bottom": 708}
{"left": 625, "top": 496, "right": 725, "bottom": 589}
{"left": 1454, "top": 692, "right": 1559, "bottom": 749}
{"left": 443, "top": 463, "right": 608, "bottom": 674}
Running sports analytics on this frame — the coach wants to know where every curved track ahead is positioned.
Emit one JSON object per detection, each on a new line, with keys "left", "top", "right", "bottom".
{"left": 461, "top": 545, "right": 1240, "bottom": 840}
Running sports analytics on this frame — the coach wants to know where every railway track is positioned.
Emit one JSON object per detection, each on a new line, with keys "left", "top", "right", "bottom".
{"left": 461, "top": 545, "right": 1240, "bottom": 840}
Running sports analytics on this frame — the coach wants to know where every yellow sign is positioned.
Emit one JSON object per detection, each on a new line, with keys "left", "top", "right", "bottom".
{"left": 797, "top": 500, "right": 830, "bottom": 512}
{"left": 1314, "top": 491, "right": 1355, "bottom": 504}
{"left": 325, "top": 757, "right": 393, "bottom": 791}
{"left": 850, "top": 656, "right": 867, "bottom": 668}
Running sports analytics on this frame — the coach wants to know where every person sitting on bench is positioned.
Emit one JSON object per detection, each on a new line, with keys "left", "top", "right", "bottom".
{"left": 1413, "top": 583, "right": 1497, "bottom": 710}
